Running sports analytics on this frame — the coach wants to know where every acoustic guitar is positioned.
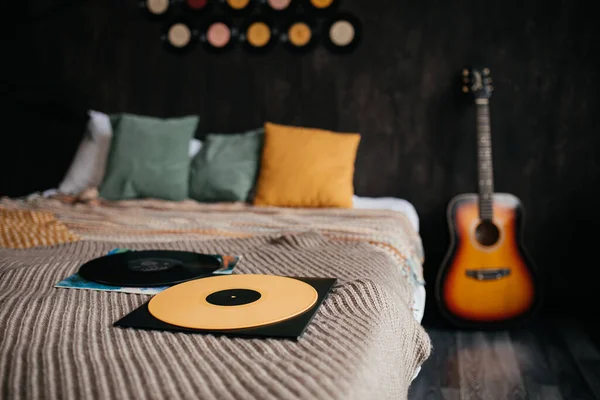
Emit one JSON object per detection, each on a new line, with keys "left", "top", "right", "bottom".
{"left": 435, "top": 66, "right": 541, "bottom": 329}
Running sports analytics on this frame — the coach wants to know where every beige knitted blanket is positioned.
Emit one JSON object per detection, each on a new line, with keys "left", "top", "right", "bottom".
{"left": 0, "top": 196, "right": 431, "bottom": 400}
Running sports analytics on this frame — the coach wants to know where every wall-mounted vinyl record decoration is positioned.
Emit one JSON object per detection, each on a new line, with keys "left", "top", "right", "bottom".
{"left": 261, "top": 0, "right": 296, "bottom": 14}
{"left": 222, "top": 0, "right": 255, "bottom": 14}
{"left": 282, "top": 16, "right": 318, "bottom": 53}
{"left": 140, "top": 0, "right": 172, "bottom": 19}
{"left": 323, "top": 12, "right": 360, "bottom": 54}
{"left": 200, "top": 16, "right": 237, "bottom": 53}
{"left": 162, "top": 20, "right": 198, "bottom": 53}
{"left": 304, "top": 0, "right": 338, "bottom": 13}
{"left": 185, "top": 0, "right": 213, "bottom": 13}
{"left": 241, "top": 17, "right": 277, "bottom": 53}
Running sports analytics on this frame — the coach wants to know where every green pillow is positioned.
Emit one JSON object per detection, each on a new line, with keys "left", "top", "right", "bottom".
{"left": 189, "top": 128, "right": 264, "bottom": 202}
{"left": 109, "top": 114, "right": 121, "bottom": 130}
{"left": 99, "top": 113, "right": 199, "bottom": 201}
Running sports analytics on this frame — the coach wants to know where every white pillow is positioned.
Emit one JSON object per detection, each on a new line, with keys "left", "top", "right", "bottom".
{"left": 189, "top": 138, "right": 202, "bottom": 158}
{"left": 59, "top": 111, "right": 203, "bottom": 195}
{"left": 58, "top": 110, "right": 113, "bottom": 195}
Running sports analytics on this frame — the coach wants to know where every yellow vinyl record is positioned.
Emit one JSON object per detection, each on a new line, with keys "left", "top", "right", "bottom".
{"left": 148, "top": 274, "right": 319, "bottom": 330}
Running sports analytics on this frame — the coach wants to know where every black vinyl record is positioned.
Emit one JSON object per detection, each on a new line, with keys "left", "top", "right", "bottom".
{"left": 161, "top": 19, "right": 199, "bottom": 54}
{"left": 220, "top": 0, "right": 256, "bottom": 14}
{"left": 79, "top": 250, "right": 223, "bottom": 287}
{"left": 184, "top": 0, "right": 214, "bottom": 13}
{"left": 303, "top": 0, "right": 338, "bottom": 14}
{"left": 199, "top": 15, "right": 238, "bottom": 53}
{"left": 322, "top": 12, "right": 361, "bottom": 54}
{"left": 282, "top": 15, "right": 318, "bottom": 54}
{"left": 258, "top": 0, "right": 297, "bottom": 15}
{"left": 240, "top": 16, "right": 278, "bottom": 53}
{"left": 139, "top": 0, "right": 174, "bottom": 20}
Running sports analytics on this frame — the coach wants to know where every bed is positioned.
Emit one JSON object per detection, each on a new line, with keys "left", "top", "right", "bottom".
{"left": 0, "top": 114, "right": 431, "bottom": 400}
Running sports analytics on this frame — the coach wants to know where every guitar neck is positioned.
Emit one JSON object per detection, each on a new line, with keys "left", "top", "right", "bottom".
{"left": 475, "top": 99, "right": 494, "bottom": 221}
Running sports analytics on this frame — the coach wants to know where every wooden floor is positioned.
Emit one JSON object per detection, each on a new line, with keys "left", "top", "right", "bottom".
{"left": 408, "top": 317, "right": 600, "bottom": 400}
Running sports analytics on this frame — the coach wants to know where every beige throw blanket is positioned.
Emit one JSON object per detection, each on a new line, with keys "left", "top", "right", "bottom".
{"left": 0, "top": 196, "right": 431, "bottom": 400}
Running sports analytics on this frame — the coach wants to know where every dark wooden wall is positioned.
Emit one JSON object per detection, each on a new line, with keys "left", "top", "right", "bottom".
{"left": 2, "top": 0, "right": 599, "bottom": 316}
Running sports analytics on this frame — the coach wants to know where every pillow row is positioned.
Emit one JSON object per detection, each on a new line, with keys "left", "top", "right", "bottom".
{"left": 59, "top": 112, "right": 361, "bottom": 208}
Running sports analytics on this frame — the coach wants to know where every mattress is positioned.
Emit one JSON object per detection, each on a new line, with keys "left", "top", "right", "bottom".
{"left": 0, "top": 195, "right": 430, "bottom": 399}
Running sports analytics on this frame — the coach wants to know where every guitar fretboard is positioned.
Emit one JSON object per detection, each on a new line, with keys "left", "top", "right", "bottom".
{"left": 475, "top": 99, "right": 494, "bottom": 221}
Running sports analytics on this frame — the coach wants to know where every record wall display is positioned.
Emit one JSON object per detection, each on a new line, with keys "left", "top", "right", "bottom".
{"left": 142, "top": 0, "right": 361, "bottom": 54}
{"left": 114, "top": 274, "right": 337, "bottom": 340}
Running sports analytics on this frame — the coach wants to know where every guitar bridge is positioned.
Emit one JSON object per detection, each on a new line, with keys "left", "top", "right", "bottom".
{"left": 466, "top": 268, "right": 511, "bottom": 281}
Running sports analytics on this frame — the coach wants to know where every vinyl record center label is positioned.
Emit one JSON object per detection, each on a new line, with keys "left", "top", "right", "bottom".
{"left": 206, "top": 289, "right": 261, "bottom": 306}
{"left": 128, "top": 258, "right": 180, "bottom": 272}
{"left": 148, "top": 274, "right": 319, "bottom": 330}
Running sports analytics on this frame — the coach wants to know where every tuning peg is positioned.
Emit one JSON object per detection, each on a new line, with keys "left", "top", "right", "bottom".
{"left": 462, "top": 68, "right": 469, "bottom": 76}
{"left": 489, "top": 85, "right": 494, "bottom": 91}
{"left": 483, "top": 67, "right": 490, "bottom": 76}
{"left": 462, "top": 76, "right": 469, "bottom": 83}
{"left": 462, "top": 85, "right": 469, "bottom": 93}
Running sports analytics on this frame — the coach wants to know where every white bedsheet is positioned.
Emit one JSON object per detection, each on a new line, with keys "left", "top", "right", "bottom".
{"left": 352, "top": 195, "right": 420, "bottom": 233}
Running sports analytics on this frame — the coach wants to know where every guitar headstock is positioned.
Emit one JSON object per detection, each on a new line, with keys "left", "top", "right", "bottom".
{"left": 462, "top": 67, "right": 493, "bottom": 100}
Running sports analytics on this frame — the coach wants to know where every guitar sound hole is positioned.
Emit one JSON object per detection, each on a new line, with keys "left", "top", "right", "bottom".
{"left": 475, "top": 220, "right": 500, "bottom": 246}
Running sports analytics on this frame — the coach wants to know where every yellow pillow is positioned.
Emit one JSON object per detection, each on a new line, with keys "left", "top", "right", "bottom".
{"left": 253, "top": 122, "right": 361, "bottom": 208}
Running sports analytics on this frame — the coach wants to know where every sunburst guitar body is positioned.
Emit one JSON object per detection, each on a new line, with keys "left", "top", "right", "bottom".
{"left": 436, "top": 193, "right": 540, "bottom": 328}
{"left": 436, "top": 67, "right": 541, "bottom": 329}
